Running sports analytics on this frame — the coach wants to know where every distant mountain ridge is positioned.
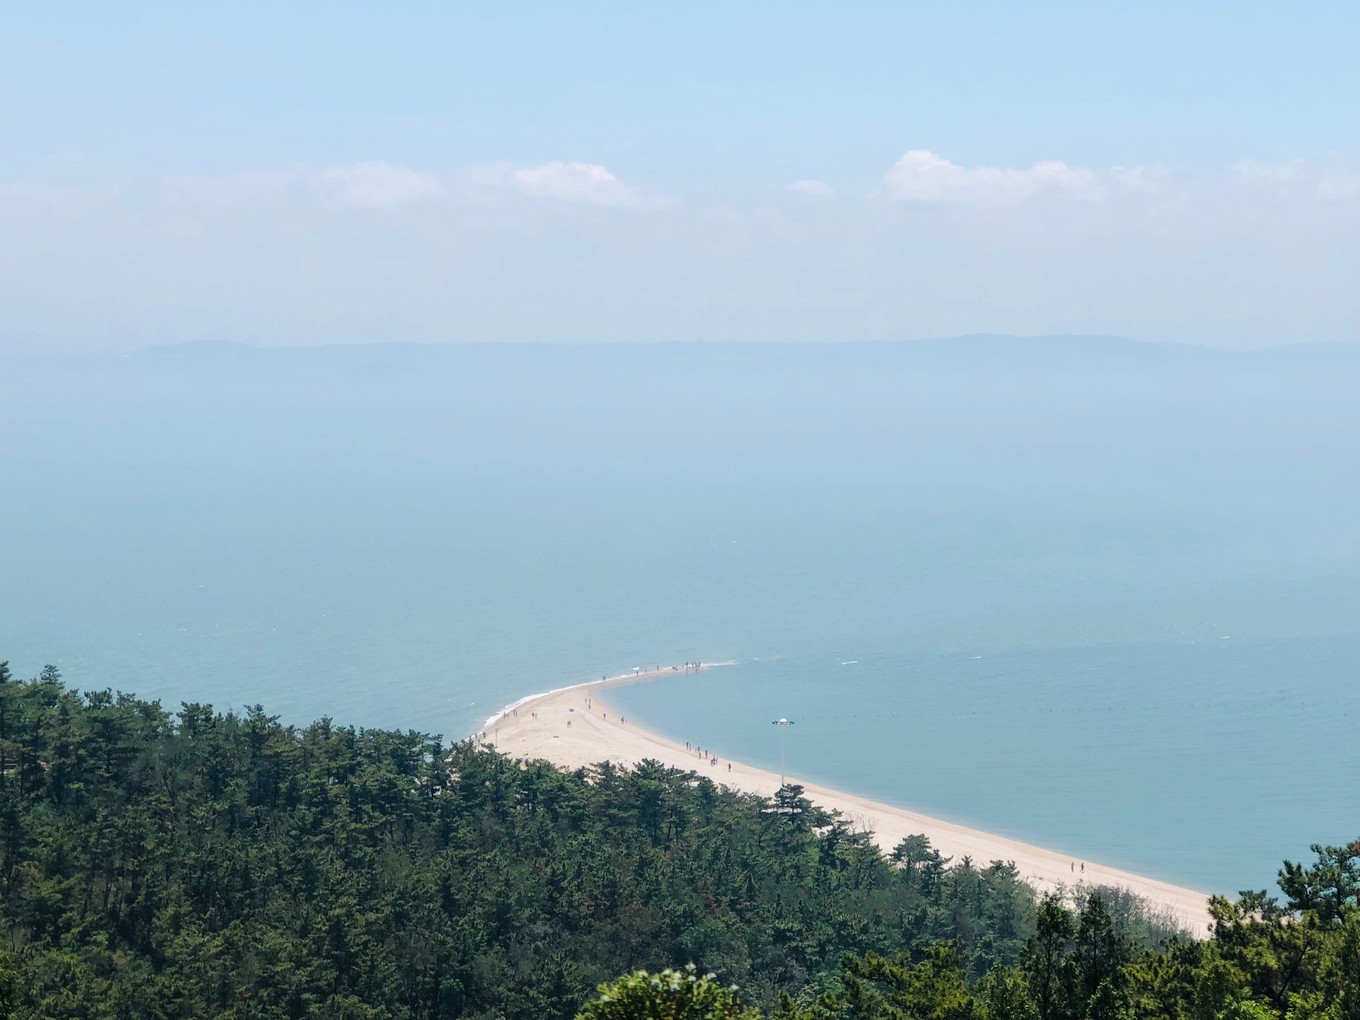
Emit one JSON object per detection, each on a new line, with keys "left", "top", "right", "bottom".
{"left": 133, "top": 332, "right": 1334, "bottom": 354}
{"left": 5, "top": 333, "right": 1359, "bottom": 373}
{"left": 100, "top": 333, "right": 1358, "bottom": 375}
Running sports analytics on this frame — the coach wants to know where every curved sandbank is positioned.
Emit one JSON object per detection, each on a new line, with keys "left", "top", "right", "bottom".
{"left": 482, "top": 664, "right": 1212, "bottom": 937}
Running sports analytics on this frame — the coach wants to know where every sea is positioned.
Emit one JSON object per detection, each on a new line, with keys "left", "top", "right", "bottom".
{"left": 2, "top": 337, "right": 1357, "bottom": 896}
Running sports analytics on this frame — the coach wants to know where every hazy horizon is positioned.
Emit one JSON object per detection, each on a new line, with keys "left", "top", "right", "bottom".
{"left": 6, "top": 332, "right": 1360, "bottom": 361}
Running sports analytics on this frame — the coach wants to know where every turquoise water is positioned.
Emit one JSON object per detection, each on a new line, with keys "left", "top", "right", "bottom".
{"left": 608, "top": 640, "right": 1360, "bottom": 894}
{"left": 2, "top": 339, "right": 1357, "bottom": 895}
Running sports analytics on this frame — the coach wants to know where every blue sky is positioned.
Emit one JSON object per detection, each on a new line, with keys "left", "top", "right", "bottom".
{"left": 3, "top": 2, "right": 1358, "bottom": 349}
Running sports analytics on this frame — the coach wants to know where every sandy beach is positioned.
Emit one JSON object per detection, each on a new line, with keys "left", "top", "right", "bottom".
{"left": 483, "top": 664, "right": 1213, "bottom": 937}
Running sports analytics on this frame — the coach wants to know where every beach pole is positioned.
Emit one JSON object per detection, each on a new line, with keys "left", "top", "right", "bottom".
{"left": 771, "top": 717, "right": 795, "bottom": 788}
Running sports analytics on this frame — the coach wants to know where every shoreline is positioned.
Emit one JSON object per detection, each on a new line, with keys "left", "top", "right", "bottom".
{"left": 481, "top": 662, "right": 1213, "bottom": 937}
{"left": 480, "top": 662, "right": 721, "bottom": 731}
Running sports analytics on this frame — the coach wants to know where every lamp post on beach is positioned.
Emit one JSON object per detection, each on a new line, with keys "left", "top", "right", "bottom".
{"left": 771, "top": 718, "right": 795, "bottom": 787}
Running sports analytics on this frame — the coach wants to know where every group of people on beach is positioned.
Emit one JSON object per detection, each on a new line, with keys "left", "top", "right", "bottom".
{"left": 601, "top": 661, "right": 700, "bottom": 682}
{"left": 685, "top": 741, "right": 730, "bottom": 771}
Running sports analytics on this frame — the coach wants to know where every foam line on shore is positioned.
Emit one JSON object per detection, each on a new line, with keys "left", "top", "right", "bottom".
{"left": 481, "top": 661, "right": 731, "bottom": 731}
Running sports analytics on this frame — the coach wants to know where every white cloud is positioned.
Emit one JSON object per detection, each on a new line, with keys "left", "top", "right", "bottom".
{"left": 320, "top": 162, "right": 441, "bottom": 208}
{"left": 510, "top": 161, "right": 637, "bottom": 206}
{"left": 1314, "top": 158, "right": 1360, "bottom": 200}
{"left": 1319, "top": 173, "right": 1360, "bottom": 199}
{"left": 1230, "top": 158, "right": 1306, "bottom": 184}
{"left": 788, "top": 179, "right": 835, "bottom": 201}
{"left": 1228, "top": 157, "right": 1360, "bottom": 201}
{"left": 5, "top": 149, "right": 1357, "bottom": 353}
{"left": 162, "top": 163, "right": 441, "bottom": 210}
{"left": 1110, "top": 165, "right": 1166, "bottom": 193}
{"left": 883, "top": 150, "right": 1103, "bottom": 205}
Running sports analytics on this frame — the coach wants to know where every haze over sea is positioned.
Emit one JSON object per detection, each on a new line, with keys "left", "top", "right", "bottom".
{"left": 3, "top": 337, "right": 1357, "bottom": 896}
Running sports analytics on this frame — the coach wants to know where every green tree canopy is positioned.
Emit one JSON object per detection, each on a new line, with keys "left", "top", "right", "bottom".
{"left": 576, "top": 966, "right": 762, "bottom": 1020}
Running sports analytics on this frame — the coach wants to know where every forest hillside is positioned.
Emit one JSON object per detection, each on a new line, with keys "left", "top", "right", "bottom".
{"left": 0, "top": 663, "right": 1355, "bottom": 1020}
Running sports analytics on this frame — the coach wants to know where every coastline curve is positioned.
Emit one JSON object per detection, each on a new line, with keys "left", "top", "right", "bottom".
{"left": 480, "top": 660, "right": 1213, "bottom": 937}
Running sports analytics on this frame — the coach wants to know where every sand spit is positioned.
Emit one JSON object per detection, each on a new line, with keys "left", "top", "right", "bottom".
{"left": 482, "top": 664, "right": 1212, "bottom": 937}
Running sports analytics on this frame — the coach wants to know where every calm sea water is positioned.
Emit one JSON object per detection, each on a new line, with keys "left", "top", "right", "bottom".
{"left": 2, "top": 340, "right": 1357, "bottom": 895}
{"left": 608, "top": 641, "right": 1360, "bottom": 894}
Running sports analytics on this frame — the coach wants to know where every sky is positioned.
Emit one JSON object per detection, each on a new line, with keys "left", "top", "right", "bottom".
{"left": 2, "top": 2, "right": 1358, "bottom": 351}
